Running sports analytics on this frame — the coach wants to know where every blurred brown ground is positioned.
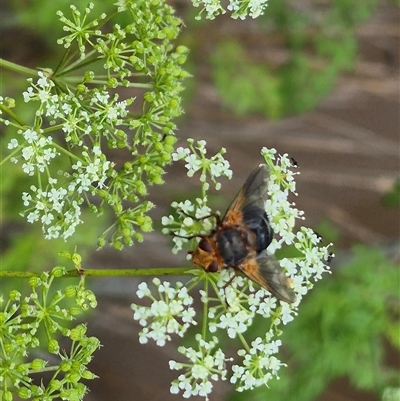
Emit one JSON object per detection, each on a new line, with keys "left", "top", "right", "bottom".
{"left": 1, "top": 1, "right": 399, "bottom": 400}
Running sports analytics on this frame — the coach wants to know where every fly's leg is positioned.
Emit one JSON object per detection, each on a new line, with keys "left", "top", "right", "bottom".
{"left": 177, "top": 209, "right": 221, "bottom": 225}
{"left": 168, "top": 210, "right": 220, "bottom": 239}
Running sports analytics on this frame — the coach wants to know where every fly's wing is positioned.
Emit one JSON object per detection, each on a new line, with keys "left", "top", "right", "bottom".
{"left": 238, "top": 254, "right": 296, "bottom": 303}
{"left": 222, "top": 165, "right": 270, "bottom": 228}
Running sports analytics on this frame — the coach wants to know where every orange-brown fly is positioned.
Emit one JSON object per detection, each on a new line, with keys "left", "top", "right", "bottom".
{"left": 174, "top": 165, "right": 296, "bottom": 304}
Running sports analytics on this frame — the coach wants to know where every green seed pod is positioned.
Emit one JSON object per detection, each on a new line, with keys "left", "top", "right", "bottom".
{"left": 28, "top": 277, "right": 41, "bottom": 288}
{"left": 82, "top": 370, "right": 97, "bottom": 380}
{"left": 65, "top": 285, "right": 77, "bottom": 298}
{"left": 70, "top": 324, "right": 87, "bottom": 341}
{"left": 31, "top": 358, "right": 47, "bottom": 371}
{"left": 51, "top": 266, "right": 66, "bottom": 278}
{"left": 60, "top": 359, "right": 72, "bottom": 372}
{"left": 48, "top": 339, "right": 60, "bottom": 354}
{"left": 9, "top": 290, "right": 21, "bottom": 301}
{"left": 18, "top": 387, "right": 32, "bottom": 399}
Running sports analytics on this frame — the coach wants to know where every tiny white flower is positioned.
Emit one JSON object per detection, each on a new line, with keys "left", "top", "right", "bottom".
{"left": 22, "top": 162, "right": 35, "bottom": 176}
{"left": 7, "top": 138, "right": 18, "bottom": 149}
{"left": 136, "top": 282, "right": 150, "bottom": 299}
{"left": 280, "top": 302, "right": 295, "bottom": 325}
{"left": 22, "top": 192, "right": 32, "bottom": 206}
{"left": 27, "top": 210, "right": 40, "bottom": 223}
{"left": 22, "top": 146, "right": 34, "bottom": 160}
{"left": 185, "top": 154, "right": 202, "bottom": 174}
{"left": 23, "top": 87, "right": 34, "bottom": 102}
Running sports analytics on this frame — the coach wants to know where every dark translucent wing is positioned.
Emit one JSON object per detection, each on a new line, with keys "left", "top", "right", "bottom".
{"left": 223, "top": 165, "right": 272, "bottom": 230}
{"left": 224, "top": 165, "right": 269, "bottom": 218}
{"left": 222, "top": 165, "right": 273, "bottom": 250}
{"left": 238, "top": 254, "right": 296, "bottom": 303}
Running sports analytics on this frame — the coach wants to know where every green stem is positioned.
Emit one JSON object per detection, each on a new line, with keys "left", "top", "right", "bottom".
{"left": 0, "top": 147, "right": 20, "bottom": 165}
{"left": 59, "top": 78, "right": 150, "bottom": 89}
{"left": 56, "top": 49, "right": 99, "bottom": 77}
{"left": 0, "top": 58, "right": 39, "bottom": 77}
{"left": 0, "top": 104, "right": 27, "bottom": 126}
{"left": 51, "top": 141, "right": 82, "bottom": 161}
{"left": 28, "top": 365, "right": 58, "bottom": 374}
{"left": 0, "top": 267, "right": 190, "bottom": 278}
{"left": 237, "top": 332, "right": 250, "bottom": 353}
{"left": 202, "top": 279, "right": 209, "bottom": 339}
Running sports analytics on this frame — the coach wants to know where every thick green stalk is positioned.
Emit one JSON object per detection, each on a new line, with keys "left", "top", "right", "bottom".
{"left": 0, "top": 58, "right": 39, "bottom": 77}
{"left": 0, "top": 267, "right": 190, "bottom": 278}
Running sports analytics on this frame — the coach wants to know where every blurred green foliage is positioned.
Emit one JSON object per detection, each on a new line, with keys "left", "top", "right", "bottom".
{"left": 211, "top": 42, "right": 282, "bottom": 119}
{"left": 229, "top": 244, "right": 400, "bottom": 401}
{"left": 313, "top": 219, "right": 341, "bottom": 244}
{"left": 211, "top": 0, "right": 378, "bottom": 118}
{"left": 382, "top": 179, "right": 400, "bottom": 210}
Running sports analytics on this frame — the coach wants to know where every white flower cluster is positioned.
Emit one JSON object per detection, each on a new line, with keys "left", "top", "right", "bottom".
{"left": 190, "top": 0, "right": 225, "bottom": 20}
{"left": 169, "top": 334, "right": 229, "bottom": 400}
{"left": 22, "top": 71, "right": 55, "bottom": 106}
{"left": 3, "top": 2, "right": 188, "bottom": 248}
{"left": 261, "top": 148, "right": 332, "bottom": 302}
{"left": 8, "top": 128, "right": 59, "bottom": 176}
{"left": 207, "top": 272, "right": 254, "bottom": 338}
{"left": 206, "top": 270, "right": 295, "bottom": 340}
{"left": 191, "top": 0, "right": 268, "bottom": 19}
{"left": 172, "top": 138, "right": 232, "bottom": 190}
{"left": 4, "top": 72, "right": 125, "bottom": 240}
{"left": 131, "top": 279, "right": 196, "bottom": 347}
{"left": 294, "top": 228, "right": 330, "bottom": 278}
{"left": 161, "top": 268, "right": 305, "bottom": 399}
{"left": 162, "top": 197, "right": 213, "bottom": 254}
{"left": 231, "top": 331, "right": 283, "bottom": 391}
{"left": 262, "top": 147, "right": 303, "bottom": 252}
{"left": 69, "top": 146, "right": 112, "bottom": 193}
{"left": 162, "top": 139, "right": 233, "bottom": 253}
{"left": 138, "top": 144, "right": 332, "bottom": 399}
{"left": 22, "top": 185, "right": 81, "bottom": 240}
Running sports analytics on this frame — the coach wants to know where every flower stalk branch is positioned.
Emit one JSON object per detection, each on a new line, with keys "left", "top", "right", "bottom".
{"left": 0, "top": 58, "right": 39, "bottom": 77}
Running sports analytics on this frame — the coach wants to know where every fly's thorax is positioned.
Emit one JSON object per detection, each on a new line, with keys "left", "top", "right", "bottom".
{"left": 216, "top": 226, "right": 257, "bottom": 266}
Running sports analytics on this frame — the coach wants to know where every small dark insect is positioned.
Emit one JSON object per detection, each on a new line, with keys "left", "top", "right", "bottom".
{"left": 313, "top": 231, "right": 323, "bottom": 242}
{"left": 290, "top": 157, "right": 298, "bottom": 167}
{"left": 189, "top": 165, "right": 296, "bottom": 303}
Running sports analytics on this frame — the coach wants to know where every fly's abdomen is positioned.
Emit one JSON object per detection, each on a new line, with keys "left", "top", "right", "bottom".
{"left": 250, "top": 213, "right": 274, "bottom": 252}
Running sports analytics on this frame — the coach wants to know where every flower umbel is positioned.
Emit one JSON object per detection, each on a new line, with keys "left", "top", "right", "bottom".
{"left": 133, "top": 144, "right": 333, "bottom": 398}
{"left": 191, "top": 0, "right": 269, "bottom": 20}
{"left": 231, "top": 331, "right": 284, "bottom": 391}
{"left": 131, "top": 278, "right": 197, "bottom": 346}
{"left": 169, "top": 334, "right": 229, "bottom": 400}
{"left": 2, "top": 1, "right": 188, "bottom": 248}
{"left": 0, "top": 263, "right": 99, "bottom": 401}
{"left": 172, "top": 138, "right": 232, "bottom": 189}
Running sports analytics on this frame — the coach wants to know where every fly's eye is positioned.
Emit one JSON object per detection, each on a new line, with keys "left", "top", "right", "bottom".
{"left": 208, "top": 260, "right": 219, "bottom": 273}
{"left": 199, "top": 238, "right": 213, "bottom": 252}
